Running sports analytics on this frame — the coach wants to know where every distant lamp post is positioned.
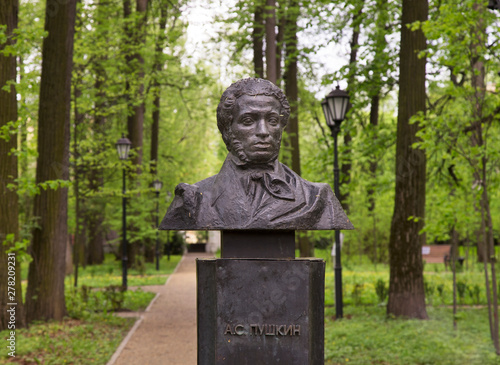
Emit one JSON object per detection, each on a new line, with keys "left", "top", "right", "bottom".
{"left": 166, "top": 191, "right": 173, "bottom": 261}
{"left": 488, "top": 0, "right": 500, "bottom": 10}
{"left": 153, "top": 178, "right": 163, "bottom": 270}
{"left": 116, "top": 134, "right": 132, "bottom": 290}
{"left": 322, "top": 85, "right": 350, "bottom": 319}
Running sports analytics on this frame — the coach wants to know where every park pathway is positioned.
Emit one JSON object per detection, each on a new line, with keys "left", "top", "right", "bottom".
{"left": 108, "top": 252, "right": 213, "bottom": 365}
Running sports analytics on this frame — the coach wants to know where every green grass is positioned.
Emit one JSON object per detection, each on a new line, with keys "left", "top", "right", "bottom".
{"left": 316, "top": 248, "right": 496, "bottom": 307}
{"left": 325, "top": 306, "right": 499, "bottom": 365}
{"left": 63, "top": 254, "right": 182, "bottom": 287}
{"left": 319, "top": 249, "right": 500, "bottom": 364}
{"left": 1, "top": 314, "right": 135, "bottom": 364}
{"left": 1, "top": 254, "right": 183, "bottom": 364}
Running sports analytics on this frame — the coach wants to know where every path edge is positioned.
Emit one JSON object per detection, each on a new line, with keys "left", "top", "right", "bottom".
{"left": 106, "top": 255, "right": 187, "bottom": 365}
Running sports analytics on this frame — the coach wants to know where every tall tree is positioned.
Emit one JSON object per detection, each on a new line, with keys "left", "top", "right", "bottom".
{"left": 25, "top": 0, "right": 77, "bottom": 322}
{"left": 387, "top": 0, "right": 428, "bottom": 319}
{"left": 340, "top": 1, "right": 363, "bottom": 214}
{"left": 283, "top": 0, "right": 300, "bottom": 176}
{"left": 0, "top": 0, "right": 26, "bottom": 331}
{"left": 252, "top": 0, "right": 265, "bottom": 78}
{"left": 265, "top": 0, "right": 277, "bottom": 83}
{"left": 282, "top": 0, "right": 310, "bottom": 257}
{"left": 124, "top": 0, "right": 148, "bottom": 171}
{"left": 123, "top": 0, "right": 148, "bottom": 267}
{"left": 151, "top": 0, "right": 169, "bottom": 175}
{"left": 469, "top": 1, "right": 499, "bottom": 351}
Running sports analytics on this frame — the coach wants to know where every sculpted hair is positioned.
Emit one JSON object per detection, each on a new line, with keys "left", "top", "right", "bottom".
{"left": 216, "top": 78, "right": 290, "bottom": 150}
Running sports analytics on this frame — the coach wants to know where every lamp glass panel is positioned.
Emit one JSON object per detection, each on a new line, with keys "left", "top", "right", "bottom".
{"left": 153, "top": 180, "right": 163, "bottom": 191}
{"left": 116, "top": 143, "right": 131, "bottom": 160}
{"left": 327, "top": 96, "right": 348, "bottom": 122}
{"left": 322, "top": 101, "right": 334, "bottom": 127}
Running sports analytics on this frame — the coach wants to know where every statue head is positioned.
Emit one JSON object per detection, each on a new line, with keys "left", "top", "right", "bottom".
{"left": 216, "top": 78, "right": 290, "bottom": 164}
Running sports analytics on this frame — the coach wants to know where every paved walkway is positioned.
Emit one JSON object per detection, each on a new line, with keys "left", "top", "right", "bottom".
{"left": 108, "top": 252, "right": 214, "bottom": 365}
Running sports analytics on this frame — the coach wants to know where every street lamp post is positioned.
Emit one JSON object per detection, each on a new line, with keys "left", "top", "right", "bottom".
{"left": 116, "top": 134, "right": 132, "bottom": 290}
{"left": 153, "top": 178, "right": 163, "bottom": 271}
{"left": 321, "top": 85, "right": 350, "bottom": 319}
{"left": 166, "top": 191, "right": 172, "bottom": 261}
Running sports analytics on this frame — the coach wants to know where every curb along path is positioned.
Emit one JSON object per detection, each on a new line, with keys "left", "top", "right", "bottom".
{"left": 108, "top": 252, "right": 213, "bottom": 365}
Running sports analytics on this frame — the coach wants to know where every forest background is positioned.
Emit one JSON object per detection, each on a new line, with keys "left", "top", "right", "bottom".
{"left": 1, "top": 0, "right": 500, "bottom": 337}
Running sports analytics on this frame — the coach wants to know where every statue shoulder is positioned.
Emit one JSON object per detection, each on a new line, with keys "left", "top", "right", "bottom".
{"left": 158, "top": 176, "right": 217, "bottom": 230}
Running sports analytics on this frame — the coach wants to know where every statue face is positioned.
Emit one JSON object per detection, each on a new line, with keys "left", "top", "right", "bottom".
{"left": 231, "top": 94, "right": 283, "bottom": 164}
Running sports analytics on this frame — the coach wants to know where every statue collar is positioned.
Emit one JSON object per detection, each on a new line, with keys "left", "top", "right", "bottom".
{"left": 210, "top": 154, "right": 294, "bottom": 206}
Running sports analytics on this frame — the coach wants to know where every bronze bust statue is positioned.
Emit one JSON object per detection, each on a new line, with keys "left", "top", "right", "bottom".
{"left": 159, "top": 78, "right": 353, "bottom": 231}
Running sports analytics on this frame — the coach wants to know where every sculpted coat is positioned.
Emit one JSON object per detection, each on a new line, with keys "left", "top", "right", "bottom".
{"left": 159, "top": 154, "right": 352, "bottom": 230}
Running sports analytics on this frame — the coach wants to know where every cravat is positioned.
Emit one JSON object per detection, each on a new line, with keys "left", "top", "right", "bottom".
{"left": 248, "top": 172, "right": 295, "bottom": 201}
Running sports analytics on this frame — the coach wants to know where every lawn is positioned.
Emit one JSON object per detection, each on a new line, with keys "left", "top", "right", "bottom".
{"left": 1, "top": 254, "right": 182, "bottom": 364}
{"left": 317, "top": 248, "right": 500, "bottom": 364}
{"left": 325, "top": 306, "right": 499, "bottom": 365}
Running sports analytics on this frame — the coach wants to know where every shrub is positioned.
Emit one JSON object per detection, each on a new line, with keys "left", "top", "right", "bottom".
{"left": 375, "top": 279, "right": 388, "bottom": 304}
{"left": 457, "top": 281, "right": 467, "bottom": 304}
{"left": 351, "top": 283, "right": 364, "bottom": 305}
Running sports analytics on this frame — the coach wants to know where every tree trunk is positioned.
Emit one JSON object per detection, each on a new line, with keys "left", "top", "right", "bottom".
{"left": 253, "top": 0, "right": 264, "bottom": 78}
{"left": 265, "top": 0, "right": 277, "bottom": 84}
{"left": 25, "top": 0, "right": 76, "bottom": 323}
{"left": 126, "top": 0, "right": 147, "bottom": 171}
{"left": 87, "top": 213, "right": 104, "bottom": 264}
{"left": 387, "top": 0, "right": 428, "bottom": 319}
{"left": 86, "top": 88, "right": 105, "bottom": 265}
{"left": 484, "top": 180, "right": 499, "bottom": 353}
{"left": 151, "top": 0, "right": 168, "bottom": 175}
{"left": 85, "top": 0, "right": 109, "bottom": 266}
{"left": 340, "top": 5, "right": 362, "bottom": 214}
{"left": 18, "top": 55, "right": 33, "bottom": 244}
{"left": 123, "top": 0, "right": 148, "bottom": 268}
{"left": 298, "top": 231, "right": 314, "bottom": 258}
{"left": 467, "top": 2, "right": 498, "bottom": 352}
{"left": 0, "top": 0, "right": 26, "bottom": 331}
{"left": 73, "top": 79, "right": 87, "bottom": 269}
{"left": 284, "top": 0, "right": 300, "bottom": 176}
{"left": 368, "top": 94, "right": 379, "bottom": 263}
{"left": 368, "top": 94, "right": 379, "bottom": 213}
{"left": 276, "top": 7, "right": 284, "bottom": 85}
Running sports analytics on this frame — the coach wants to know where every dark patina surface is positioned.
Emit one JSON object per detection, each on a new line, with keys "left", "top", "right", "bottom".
{"left": 197, "top": 258, "right": 325, "bottom": 365}
{"left": 159, "top": 78, "right": 354, "bottom": 231}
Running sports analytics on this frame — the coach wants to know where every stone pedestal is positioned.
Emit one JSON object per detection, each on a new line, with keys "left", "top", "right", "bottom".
{"left": 197, "top": 258, "right": 325, "bottom": 364}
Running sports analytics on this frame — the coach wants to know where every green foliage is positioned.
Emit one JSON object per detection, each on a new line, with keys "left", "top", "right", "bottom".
{"left": 467, "top": 284, "right": 481, "bottom": 305}
{"left": 320, "top": 249, "right": 499, "bottom": 307}
{"left": 374, "top": 278, "right": 388, "bottom": 304}
{"left": 66, "top": 285, "right": 154, "bottom": 318}
{"left": 2, "top": 233, "right": 31, "bottom": 263}
{"left": 424, "top": 280, "right": 436, "bottom": 305}
{"left": 64, "top": 254, "right": 182, "bottom": 287}
{"left": 351, "top": 283, "right": 364, "bottom": 305}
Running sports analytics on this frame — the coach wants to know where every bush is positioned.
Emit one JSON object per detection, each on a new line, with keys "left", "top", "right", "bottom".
{"left": 457, "top": 281, "right": 467, "bottom": 304}
{"left": 375, "top": 279, "right": 388, "bottom": 304}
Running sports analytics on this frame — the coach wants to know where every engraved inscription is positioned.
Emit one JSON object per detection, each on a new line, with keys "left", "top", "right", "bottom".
{"left": 223, "top": 324, "right": 301, "bottom": 337}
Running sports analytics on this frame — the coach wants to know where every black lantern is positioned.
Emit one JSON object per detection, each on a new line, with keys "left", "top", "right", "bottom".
{"left": 321, "top": 85, "right": 350, "bottom": 319}
{"left": 153, "top": 178, "right": 163, "bottom": 270}
{"left": 116, "top": 134, "right": 132, "bottom": 160}
{"left": 488, "top": 0, "right": 500, "bottom": 10}
{"left": 324, "top": 86, "right": 350, "bottom": 127}
{"left": 153, "top": 179, "right": 163, "bottom": 192}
